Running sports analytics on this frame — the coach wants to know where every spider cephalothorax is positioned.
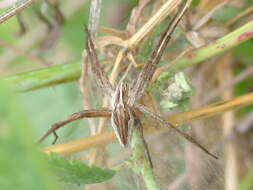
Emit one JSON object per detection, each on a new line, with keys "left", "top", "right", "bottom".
{"left": 111, "top": 83, "right": 135, "bottom": 147}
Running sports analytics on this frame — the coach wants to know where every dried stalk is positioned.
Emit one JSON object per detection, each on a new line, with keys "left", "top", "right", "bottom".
{"left": 96, "top": 0, "right": 182, "bottom": 50}
{"left": 218, "top": 54, "right": 238, "bottom": 190}
{"left": 193, "top": 1, "right": 228, "bottom": 30}
{"left": 43, "top": 91, "right": 253, "bottom": 155}
{"left": 225, "top": 5, "right": 253, "bottom": 26}
{"left": 0, "top": 0, "right": 36, "bottom": 24}
{"left": 126, "top": 0, "right": 182, "bottom": 48}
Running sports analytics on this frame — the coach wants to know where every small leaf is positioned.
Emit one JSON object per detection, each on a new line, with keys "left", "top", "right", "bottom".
{"left": 46, "top": 153, "right": 116, "bottom": 185}
{"left": 160, "top": 100, "right": 178, "bottom": 109}
{"left": 174, "top": 72, "right": 191, "bottom": 92}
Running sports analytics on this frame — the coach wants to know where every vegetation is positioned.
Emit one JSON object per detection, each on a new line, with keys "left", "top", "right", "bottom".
{"left": 1, "top": 0, "right": 253, "bottom": 189}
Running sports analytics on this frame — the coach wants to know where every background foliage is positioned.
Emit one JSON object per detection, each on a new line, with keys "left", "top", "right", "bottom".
{"left": 1, "top": 0, "right": 253, "bottom": 190}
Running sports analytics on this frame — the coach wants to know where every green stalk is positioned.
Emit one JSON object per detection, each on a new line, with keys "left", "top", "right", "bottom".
{"left": 130, "top": 127, "right": 160, "bottom": 190}
{"left": 1, "top": 21, "right": 253, "bottom": 92}
{"left": 1, "top": 61, "right": 81, "bottom": 92}
{"left": 169, "top": 20, "right": 253, "bottom": 72}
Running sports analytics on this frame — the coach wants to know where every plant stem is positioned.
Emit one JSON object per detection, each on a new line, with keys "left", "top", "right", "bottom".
{"left": 152, "top": 20, "right": 253, "bottom": 80}
{"left": 0, "top": 0, "right": 36, "bottom": 24}
{"left": 2, "top": 21, "right": 253, "bottom": 92}
{"left": 130, "top": 127, "right": 160, "bottom": 190}
{"left": 1, "top": 61, "right": 81, "bottom": 92}
{"left": 170, "top": 20, "right": 253, "bottom": 71}
{"left": 43, "top": 91, "right": 253, "bottom": 155}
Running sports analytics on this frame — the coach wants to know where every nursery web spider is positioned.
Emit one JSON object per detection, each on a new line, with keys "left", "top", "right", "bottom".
{"left": 39, "top": 2, "right": 218, "bottom": 161}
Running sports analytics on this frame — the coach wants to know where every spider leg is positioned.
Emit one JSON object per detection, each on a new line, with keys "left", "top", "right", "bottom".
{"left": 135, "top": 119, "right": 153, "bottom": 168}
{"left": 135, "top": 103, "right": 218, "bottom": 160}
{"left": 39, "top": 108, "right": 111, "bottom": 144}
{"left": 85, "top": 27, "right": 114, "bottom": 96}
{"left": 52, "top": 131, "right": 58, "bottom": 145}
{"left": 129, "top": 0, "right": 191, "bottom": 105}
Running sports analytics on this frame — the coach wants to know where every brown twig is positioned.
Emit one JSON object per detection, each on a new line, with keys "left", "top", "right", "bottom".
{"left": 0, "top": 0, "right": 36, "bottom": 24}
{"left": 126, "top": 0, "right": 182, "bottom": 49}
{"left": 225, "top": 5, "right": 253, "bottom": 26}
{"left": 193, "top": 1, "right": 228, "bottom": 30}
{"left": 126, "top": 0, "right": 152, "bottom": 36}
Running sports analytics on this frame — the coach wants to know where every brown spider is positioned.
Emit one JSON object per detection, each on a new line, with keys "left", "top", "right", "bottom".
{"left": 39, "top": 2, "right": 218, "bottom": 164}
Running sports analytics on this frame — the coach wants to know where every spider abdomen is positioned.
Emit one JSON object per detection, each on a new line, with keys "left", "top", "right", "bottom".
{"left": 111, "top": 83, "right": 135, "bottom": 147}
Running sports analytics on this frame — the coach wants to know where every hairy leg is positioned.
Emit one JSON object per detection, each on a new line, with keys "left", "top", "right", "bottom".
{"left": 129, "top": 1, "right": 191, "bottom": 105}
{"left": 39, "top": 108, "right": 111, "bottom": 144}
{"left": 85, "top": 27, "right": 114, "bottom": 96}
{"left": 135, "top": 103, "right": 218, "bottom": 160}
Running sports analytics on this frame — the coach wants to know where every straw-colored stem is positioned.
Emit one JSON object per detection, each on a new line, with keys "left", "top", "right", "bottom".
{"left": 0, "top": 0, "right": 36, "bottom": 24}
{"left": 43, "top": 92, "right": 253, "bottom": 155}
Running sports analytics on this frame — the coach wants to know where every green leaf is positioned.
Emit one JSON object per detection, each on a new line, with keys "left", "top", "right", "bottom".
{"left": 191, "top": 0, "right": 200, "bottom": 7}
{"left": 0, "top": 82, "right": 59, "bottom": 190}
{"left": 240, "top": 168, "right": 253, "bottom": 190}
{"left": 233, "top": 40, "right": 253, "bottom": 65}
{"left": 212, "top": 6, "right": 240, "bottom": 22}
{"left": 46, "top": 153, "right": 116, "bottom": 185}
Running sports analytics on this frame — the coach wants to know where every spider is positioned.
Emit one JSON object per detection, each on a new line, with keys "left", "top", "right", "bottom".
{"left": 39, "top": 2, "right": 218, "bottom": 164}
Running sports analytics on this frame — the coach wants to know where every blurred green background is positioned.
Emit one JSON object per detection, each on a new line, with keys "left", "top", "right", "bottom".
{"left": 1, "top": 0, "right": 253, "bottom": 190}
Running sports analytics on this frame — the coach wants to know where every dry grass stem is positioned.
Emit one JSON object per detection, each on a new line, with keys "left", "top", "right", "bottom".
{"left": 225, "top": 5, "right": 253, "bottom": 26}
{"left": 126, "top": 0, "right": 152, "bottom": 36}
{"left": 43, "top": 131, "right": 115, "bottom": 155}
{"left": 43, "top": 92, "right": 253, "bottom": 154}
{"left": 96, "top": 0, "right": 182, "bottom": 51}
{"left": 193, "top": 1, "right": 228, "bottom": 30}
{"left": 218, "top": 54, "right": 238, "bottom": 190}
{"left": 127, "top": 0, "right": 182, "bottom": 48}
{"left": 0, "top": 0, "right": 36, "bottom": 24}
